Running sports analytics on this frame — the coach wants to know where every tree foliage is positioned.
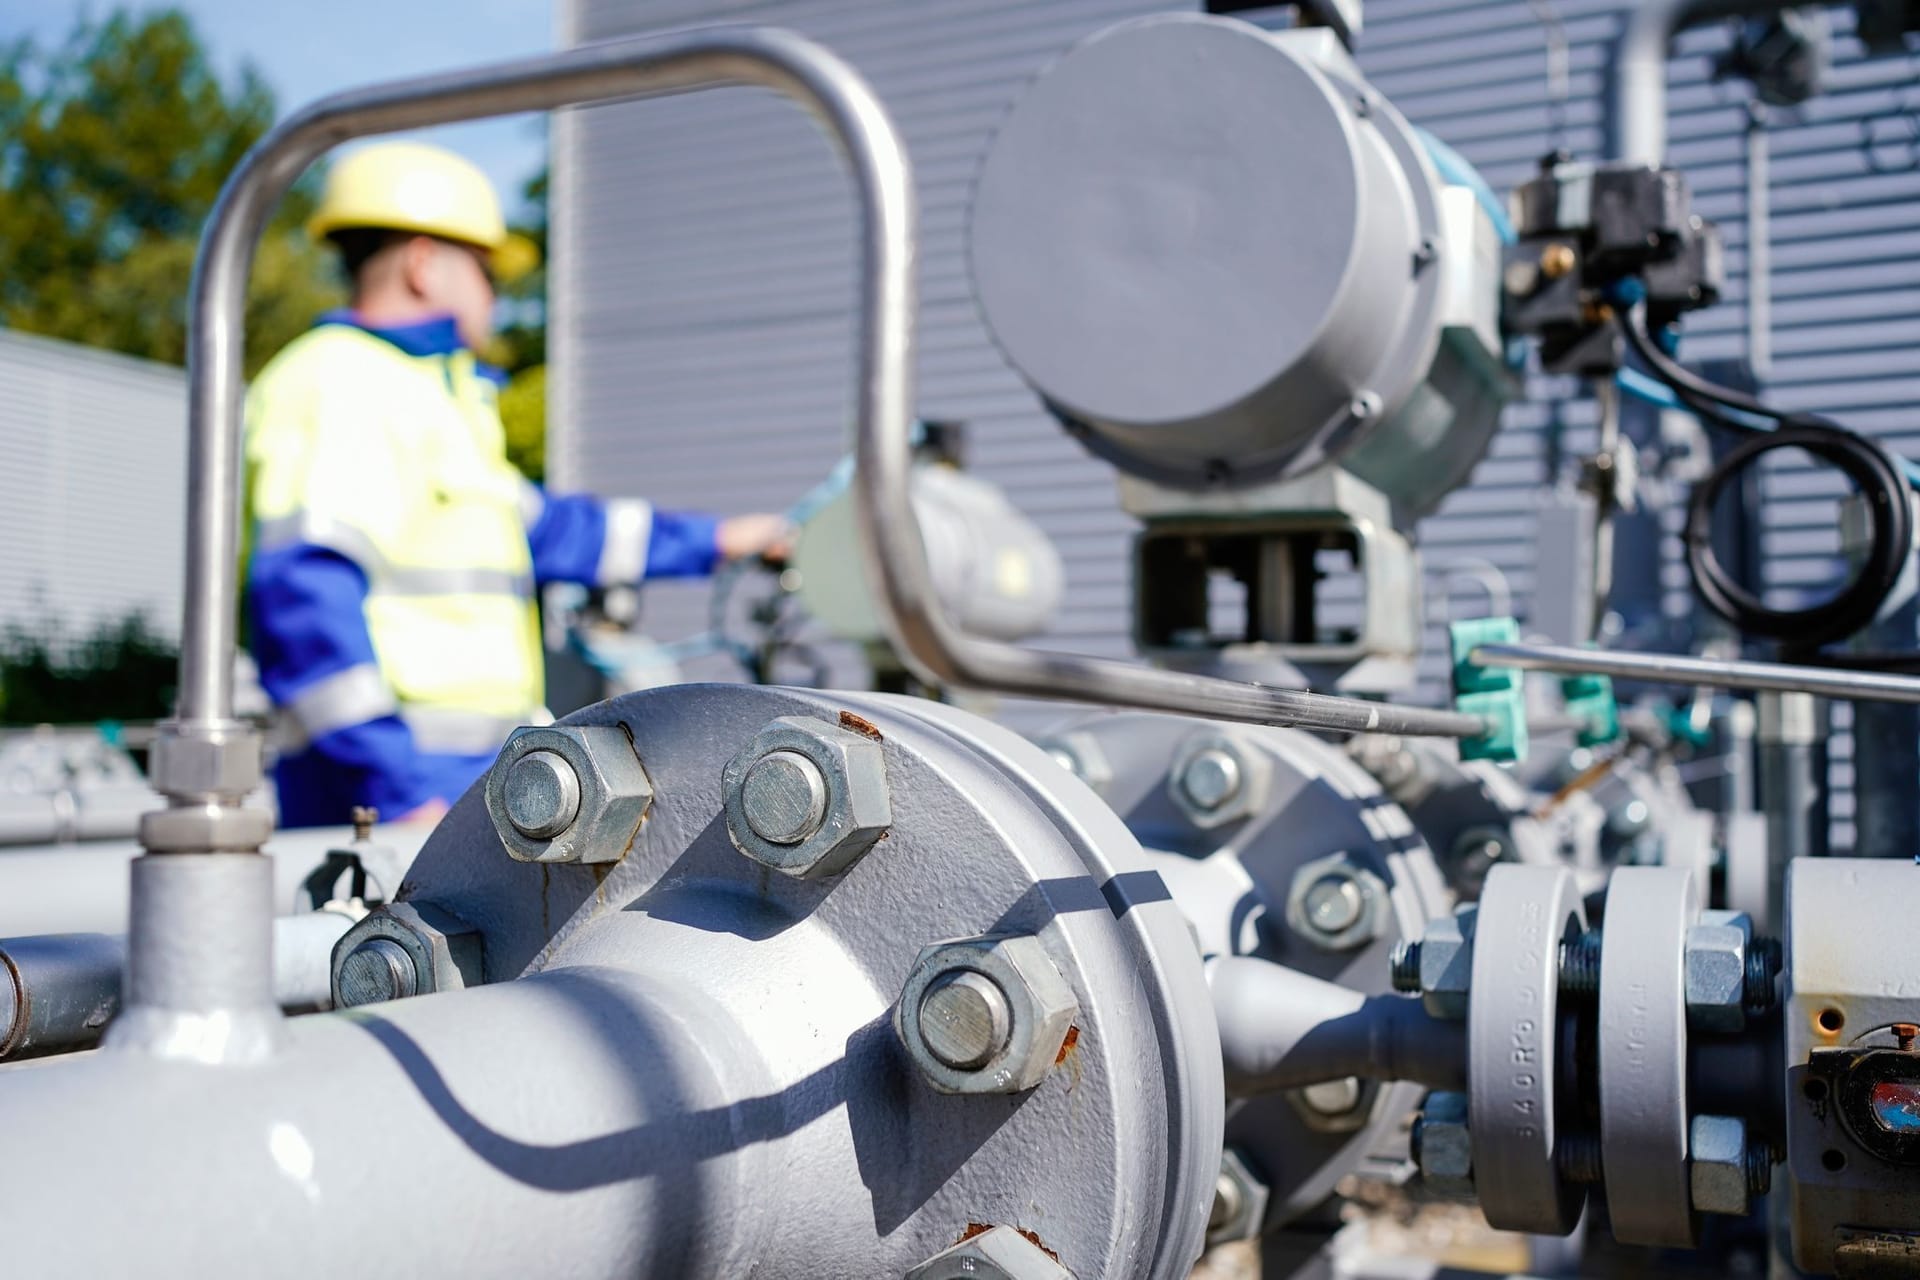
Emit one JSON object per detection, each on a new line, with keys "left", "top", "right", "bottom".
{"left": 493, "top": 165, "right": 549, "bottom": 478}
{"left": 0, "top": 613, "right": 178, "bottom": 726}
{"left": 0, "top": 9, "right": 339, "bottom": 375}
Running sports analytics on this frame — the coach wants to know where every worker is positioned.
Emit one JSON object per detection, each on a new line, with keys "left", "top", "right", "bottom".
{"left": 245, "top": 141, "right": 789, "bottom": 827}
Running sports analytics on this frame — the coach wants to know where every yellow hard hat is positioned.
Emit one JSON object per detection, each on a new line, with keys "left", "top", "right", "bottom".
{"left": 307, "top": 140, "right": 540, "bottom": 283}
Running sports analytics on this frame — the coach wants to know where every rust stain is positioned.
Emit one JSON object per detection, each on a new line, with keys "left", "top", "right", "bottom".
{"left": 838, "top": 710, "right": 883, "bottom": 741}
{"left": 1055, "top": 1024, "right": 1080, "bottom": 1065}
{"left": 1895, "top": 1023, "right": 1918, "bottom": 1052}
{"left": 953, "top": 1224, "right": 1060, "bottom": 1264}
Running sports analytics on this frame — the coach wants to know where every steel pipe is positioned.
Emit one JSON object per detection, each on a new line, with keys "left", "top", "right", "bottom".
{"left": 0, "top": 912, "right": 352, "bottom": 1060}
{"left": 1208, "top": 956, "right": 1467, "bottom": 1097}
{"left": 132, "top": 24, "right": 918, "bottom": 1057}
{"left": 1471, "top": 640, "right": 1920, "bottom": 705}
{"left": 1611, "top": 0, "right": 1798, "bottom": 164}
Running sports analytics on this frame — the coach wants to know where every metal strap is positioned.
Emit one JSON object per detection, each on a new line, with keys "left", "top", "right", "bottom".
{"left": 596, "top": 498, "right": 653, "bottom": 585}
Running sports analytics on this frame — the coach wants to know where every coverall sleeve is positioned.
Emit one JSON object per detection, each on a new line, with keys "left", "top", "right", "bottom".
{"left": 247, "top": 371, "right": 438, "bottom": 815}
{"left": 520, "top": 481, "right": 724, "bottom": 585}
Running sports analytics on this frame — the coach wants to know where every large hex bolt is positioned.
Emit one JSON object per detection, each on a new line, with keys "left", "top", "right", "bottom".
{"left": 330, "top": 902, "right": 483, "bottom": 1008}
{"left": 1284, "top": 852, "right": 1388, "bottom": 952}
{"left": 484, "top": 724, "right": 653, "bottom": 864}
{"left": 722, "top": 715, "right": 891, "bottom": 879}
{"left": 1388, "top": 906, "right": 1477, "bottom": 1020}
{"left": 1207, "top": 1148, "right": 1270, "bottom": 1246}
{"left": 895, "top": 935, "right": 1080, "bottom": 1095}
{"left": 1689, "top": 1114, "right": 1768, "bottom": 1217}
{"left": 1412, "top": 1090, "right": 1475, "bottom": 1199}
{"left": 1684, "top": 922, "right": 1749, "bottom": 1033}
{"left": 905, "top": 1225, "right": 1078, "bottom": 1280}
{"left": 1168, "top": 730, "right": 1267, "bottom": 829}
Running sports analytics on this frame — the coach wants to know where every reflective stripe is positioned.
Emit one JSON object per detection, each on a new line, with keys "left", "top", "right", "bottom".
{"left": 518, "top": 479, "right": 546, "bottom": 528}
{"left": 254, "top": 511, "right": 386, "bottom": 574}
{"left": 400, "top": 707, "right": 532, "bottom": 755}
{"left": 286, "top": 663, "right": 397, "bottom": 738}
{"left": 597, "top": 498, "right": 653, "bottom": 586}
{"left": 371, "top": 566, "right": 534, "bottom": 599}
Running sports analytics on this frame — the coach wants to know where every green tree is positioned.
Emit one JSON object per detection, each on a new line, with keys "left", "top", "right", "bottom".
{"left": 0, "top": 9, "right": 338, "bottom": 375}
{"left": 493, "top": 164, "right": 549, "bottom": 479}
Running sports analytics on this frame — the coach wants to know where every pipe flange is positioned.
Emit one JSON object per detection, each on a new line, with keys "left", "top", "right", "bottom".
{"left": 1599, "top": 865, "right": 1702, "bottom": 1248}
{"left": 1467, "top": 864, "right": 1587, "bottom": 1234}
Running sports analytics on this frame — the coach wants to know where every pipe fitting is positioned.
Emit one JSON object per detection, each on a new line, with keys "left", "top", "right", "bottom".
{"left": 895, "top": 935, "right": 1079, "bottom": 1094}
{"left": 330, "top": 902, "right": 482, "bottom": 1009}
{"left": 722, "top": 715, "right": 891, "bottom": 879}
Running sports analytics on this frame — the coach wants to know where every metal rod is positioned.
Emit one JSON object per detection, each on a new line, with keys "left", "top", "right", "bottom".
{"left": 136, "top": 25, "right": 918, "bottom": 1053}
{"left": 1472, "top": 640, "right": 1920, "bottom": 705}
{"left": 1611, "top": 0, "right": 1798, "bottom": 163}
{"left": 1746, "top": 101, "right": 1773, "bottom": 379}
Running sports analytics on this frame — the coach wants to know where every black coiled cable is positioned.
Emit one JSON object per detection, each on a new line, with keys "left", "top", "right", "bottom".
{"left": 1620, "top": 306, "right": 1915, "bottom": 650}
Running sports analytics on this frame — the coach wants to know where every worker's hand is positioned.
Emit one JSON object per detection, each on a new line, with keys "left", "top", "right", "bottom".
{"left": 394, "top": 798, "right": 451, "bottom": 826}
{"left": 717, "top": 513, "right": 796, "bottom": 565}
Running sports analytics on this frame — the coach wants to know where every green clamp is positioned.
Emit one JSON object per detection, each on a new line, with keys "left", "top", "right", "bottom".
{"left": 1559, "top": 673, "right": 1620, "bottom": 748}
{"left": 1450, "top": 617, "right": 1528, "bottom": 764}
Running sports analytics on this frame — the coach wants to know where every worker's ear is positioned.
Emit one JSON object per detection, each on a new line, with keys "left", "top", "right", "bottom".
{"left": 399, "top": 235, "right": 442, "bottom": 300}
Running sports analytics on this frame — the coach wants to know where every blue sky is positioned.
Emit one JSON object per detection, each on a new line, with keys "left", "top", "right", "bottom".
{"left": 4, "top": 0, "right": 555, "bottom": 216}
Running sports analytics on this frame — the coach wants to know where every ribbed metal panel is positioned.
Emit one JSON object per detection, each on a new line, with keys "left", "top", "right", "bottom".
{"left": 558, "top": 2, "right": 1918, "bottom": 828}
{"left": 0, "top": 332, "right": 186, "bottom": 642}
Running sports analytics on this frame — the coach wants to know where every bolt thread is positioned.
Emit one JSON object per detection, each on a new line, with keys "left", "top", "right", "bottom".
{"left": 1746, "top": 1143, "right": 1774, "bottom": 1197}
{"left": 1391, "top": 940, "right": 1422, "bottom": 992}
{"left": 1556, "top": 1133, "right": 1604, "bottom": 1184}
{"left": 1558, "top": 931, "right": 1603, "bottom": 998}
{"left": 1745, "top": 937, "right": 1783, "bottom": 1013}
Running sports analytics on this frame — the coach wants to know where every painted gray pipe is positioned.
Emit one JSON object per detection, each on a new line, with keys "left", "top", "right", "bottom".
{"left": 0, "top": 912, "right": 355, "bottom": 1060}
{"left": 1208, "top": 955, "right": 1466, "bottom": 1096}
{"left": 0, "top": 965, "right": 769, "bottom": 1277}
{"left": 1611, "top": 0, "right": 1799, "bottom": 163}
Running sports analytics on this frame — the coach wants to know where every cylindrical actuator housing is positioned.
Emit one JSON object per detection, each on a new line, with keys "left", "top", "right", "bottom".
{"left": 969, "top": 14, "right": 1508, "bottom": 509}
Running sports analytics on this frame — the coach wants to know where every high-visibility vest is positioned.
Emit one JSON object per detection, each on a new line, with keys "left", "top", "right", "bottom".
{"left": 246, "top": 323, "right": 542, "bottom": 754}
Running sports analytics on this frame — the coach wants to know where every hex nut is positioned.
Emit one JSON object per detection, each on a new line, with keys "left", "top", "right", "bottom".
{"left": 147, "top": 722, "right": 264, "bottom": 798}
{"left": 1288, "top": 1076, "right": 1377, "bottom": 1134}
{"left": 1207, "top": 1148, "right": 1270, "bottom": 1246}
{"left": 1684, "top": 922, "right": 1748, "bottom": 1033}
{"left": 330, "top": 901, "right": 482, "bottom": 1008}
{"left": 1168, "top": 729, "right": 1267, "bottom": 829}
{"left": 1032, "top": 730, "right": 1114, "bottom": 799}
{"left": 1689, "top": 1114, "right": 1751, "bottom": 1217}
{"left": 895, "top": 935, "right": 1079, "bottom": 1095}
{"left": 1413, "top": 1090, "right": 1475, "bottom": 1199}
{"left": 485, "top": 725, "right": 653, "bottom": 864}
{"left": 1417, "top": 907, "right": 1478, "bottom": 1021}
{"left": 722, "top": 715, "right": 891, "bottom": 879}
{"left": 1284, "top": 852, "right": 1389, "bottom": 952}
{"left": 905, "top": 1225, "right": 1077, "bottom": 1280}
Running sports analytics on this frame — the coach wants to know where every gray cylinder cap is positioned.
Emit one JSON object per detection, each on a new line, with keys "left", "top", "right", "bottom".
{"left": 969, "top": 13, "right": 1421, "bottom": 487}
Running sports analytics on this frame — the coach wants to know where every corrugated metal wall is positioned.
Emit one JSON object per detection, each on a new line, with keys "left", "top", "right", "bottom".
{"left": 555, "top": 2, "right": 1919, "bottom": 830}
{"left": 0, "top": 331, "right": 186, "bottom": 640}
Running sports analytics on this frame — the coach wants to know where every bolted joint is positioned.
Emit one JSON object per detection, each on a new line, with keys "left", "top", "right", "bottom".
{"left": 1167, "top": 729, "right": 1268, "bottom": 829}
{"left": 895, "top": 935, "right": 1079, "bottom": 1095}
{"left": 722, "top": 715, "right": 891, "bottom": 879}
{"left": 1684, "top": 923, "right": 1750, "bottom": 1033}
{"left": 905, "top": 1225, "right": 1078, "bottom": 1280}
{"left": 1409, "top": 908, "right": 1476, "bottom": 1020}
{"left": 331, "top": 901, "right": 482, "bottom": 1008}
{"left": 1206, "top": 1148, "right": 1269, "bottom": 1246}
{"left": 1413, "top": 1091, "right": 1475, "bottom": 1199}
{"left": 1284, "top": 852, "right": 1388, "bottom": 952}
{"left": 485, "top": 724, "right": 653, "bottom": 864}
{"left": 1690, "top": 1113, "right": 1759, "bottom": 1217}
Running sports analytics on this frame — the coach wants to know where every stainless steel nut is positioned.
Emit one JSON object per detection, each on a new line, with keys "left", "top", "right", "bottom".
{"left": 722, "top": 715, "right": 890, "bottom": 879}
{"left": 1684, "top": 922, "right": 1748, "bottom": 1033}
{"left": 1284, "top": 852, "right": 1388, "bottom": 952}
{"left": 1168, "top": 729, "right": 1267, "bottom": 829}
{"left": 147, "top": 722, "right": 264, "bottom": 798}
{"left": 484, "top": 724, "right": 653, "bottom": 864}
{"left": 1417, "top": 907, "right": 1477, "bottom": 1021}
{"left": 895, "top": 934, "right": 1079, "bottom": 1095}
{"left": 1413, "top": 1090, "right": 1474, "bottom": 1199}
{"left": 1689, "top": 1114, "right": 1751, "bottom": 1217}
{"left": 1207, "top": 1148, "right": 1270, "bottom": 1246}
{"left": 905, "top": 1225, "right": 1077, "bottom": 1280}
{"left": 1032, "top": 730, "right": 1114, "bottom": 798}
{"left": 330, "top": 901, "right": 482, "bottom": 1008}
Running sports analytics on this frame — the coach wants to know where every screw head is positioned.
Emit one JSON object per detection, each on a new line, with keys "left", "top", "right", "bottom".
{"left": 738, "top": 749, "right": 829, "bottom": 845}
{"left": 336, "top": 937, "right": 418, "bottom": 1007}
{"left": 1180, "top": 748, "right": 1243, "bottom": 812}
{"left": 918, "top": 969, "right": 1013, "bottom": 1070}
{"left": 1304, "top": 873, "right": 1365, "bottom": 933}
{"left": 503, "top": 750, "right": 582, "bottom": 839}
